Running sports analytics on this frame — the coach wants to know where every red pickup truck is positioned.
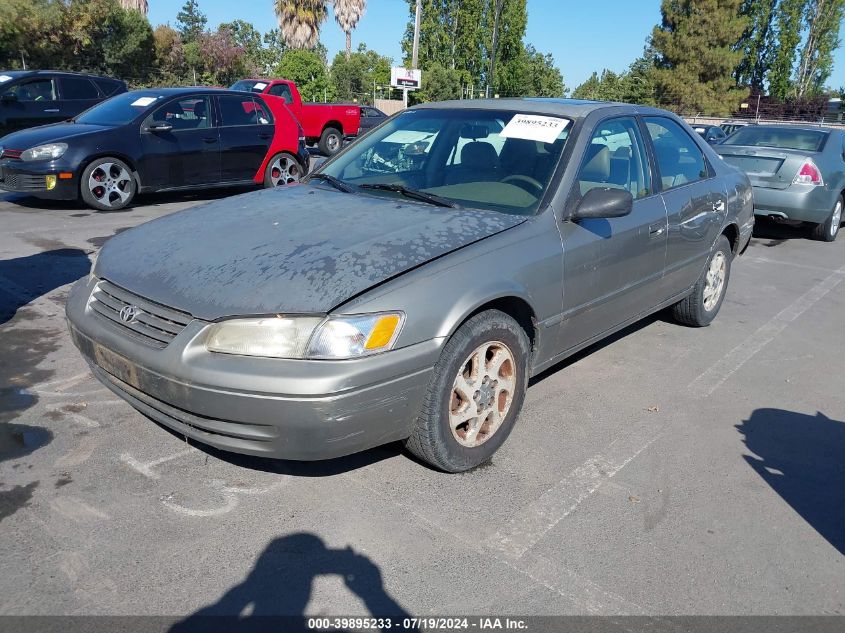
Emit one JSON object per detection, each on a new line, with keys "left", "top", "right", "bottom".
{"left": 231, "top": 79, "right": 360, "bottom": 155}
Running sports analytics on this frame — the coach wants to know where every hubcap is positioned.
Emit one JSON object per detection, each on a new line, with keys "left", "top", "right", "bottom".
{"left": 449, "top": 341, "right": 516, "bottom": 448}
{"left": 269, "top": 155, "right": 300, "bottom": 187}
{"left": 831, "top": 201, "right": 842, "bottom": 237}
{"left": 326, "top": 133, "right": 340, "bottom": 152}
{"left": 703, "top": 251, "right": 727, "bottom": 311}
{"left": 88, "top": 162, "right": 131, "bottom": 208}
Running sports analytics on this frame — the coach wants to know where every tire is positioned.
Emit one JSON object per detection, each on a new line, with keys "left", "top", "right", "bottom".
{"left": 80, "top": 157, "right": 136, "bottom": 211}
{"left": 810, "top": 196, "right": 842, "bottom": 242}
{"left": 318, "top": 127, "right": 342, "bottom": 156}
{"left": 263, "top": 152, "right": 302, "bottom": 188}
{"left": 405, "top": 310, "right": 530, "bottom": 473}
{"left": 672, "top": 235, "right": 733, "bottom": 327}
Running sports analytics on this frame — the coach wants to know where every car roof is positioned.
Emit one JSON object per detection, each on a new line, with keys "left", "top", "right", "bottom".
{"left": 410, "top": 97, "right": 667, "bottom": 120}
{"left": 1, "top": 70, "right": 121, "bottom": 81}
{"left": 126, "top": 87, "right": 260, "bottom": 97}
{"left": 745, "top": 123, "right": 836, "bottom": 134}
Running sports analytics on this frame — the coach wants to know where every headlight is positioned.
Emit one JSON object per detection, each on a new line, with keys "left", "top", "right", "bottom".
{"left": 21, "top": 143, "right": 68, "bottom": 162}
{"left": 205, "top": 312, "right": 404, "bottom": 359}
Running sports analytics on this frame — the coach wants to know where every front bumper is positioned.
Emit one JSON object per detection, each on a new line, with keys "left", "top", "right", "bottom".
{"left": 752, "top": 184, "right": 835, "bottom": 224}
{"left": 66, "top": 276, "right": 440, "bottom": 460}
{"left": 0, "top": 158, "right": 77, "bottom": 200}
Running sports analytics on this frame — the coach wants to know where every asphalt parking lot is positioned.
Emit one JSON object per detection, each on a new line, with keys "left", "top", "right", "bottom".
{"left": 1, "top": 188, "right": 843, "bottom": 621}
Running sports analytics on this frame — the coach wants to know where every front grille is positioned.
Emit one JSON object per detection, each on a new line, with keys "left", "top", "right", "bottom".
{"left": 90, "top": 279, "right": 193, "bottom": 348}
{"left": 0, "top": 172, "right": 44, "bottom": 191}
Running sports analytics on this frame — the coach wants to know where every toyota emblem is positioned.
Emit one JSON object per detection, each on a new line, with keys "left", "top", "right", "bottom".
{"left": 119, "top": 305, "right": 141, "bottom": 323}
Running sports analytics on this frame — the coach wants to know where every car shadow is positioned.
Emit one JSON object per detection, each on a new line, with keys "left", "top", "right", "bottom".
{"left": 138, "top": 185, "right": 259, "bottom": 208}
{"left": 169, "top": 533, "right": 416, "bottom": 633}
{"left": 736, "top": 408, "right": 845, "bottom": 555}
{"left": 751, "top": 217, "right": 812, "bottom": 246}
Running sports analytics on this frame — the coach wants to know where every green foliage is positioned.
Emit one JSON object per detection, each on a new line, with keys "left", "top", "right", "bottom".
{"left": 329, "top": 44, "right": 391, "bottom": 103}
{"left": 276, "top": 48, "right": 335, "bottom": 101}
{"left": 175, "top": 0, "right": 207, "bottom": 44}
{"left": 795, "top": 0, "right": 845, "bottom": 97}
{"left": 735, "top": 0, "right": 777, "bottom": 90}
{"left": 652, "top": 0, "right": 749, "bottom": 115}
{"left": 571, "top": 48, "right": 657, "bottom": 105}
{"left": 492, "top": 0, "right": 528, "bottom": 97}
{"left": 520, "top": 45, "right": 566, "bottom": 97}
{"left": 767, "top": 0, "right": 804, "bottom": 99}
{"left": 417, "top": 62, "right": 464, "bottom": 102}
{"left": 0, "top": 0, "right": 64, "bottom": 70}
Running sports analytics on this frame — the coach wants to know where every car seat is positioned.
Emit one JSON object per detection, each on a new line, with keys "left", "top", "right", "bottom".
{"left": 444, "top": 141, "right": 499, "bottom": 185}
{"left": 578, "top": 143, "right": 615, "bottom": 194}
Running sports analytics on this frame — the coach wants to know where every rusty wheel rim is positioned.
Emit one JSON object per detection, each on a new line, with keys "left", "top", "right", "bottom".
{"left": 449, "top": 341, "right": 516, "bottom": 448}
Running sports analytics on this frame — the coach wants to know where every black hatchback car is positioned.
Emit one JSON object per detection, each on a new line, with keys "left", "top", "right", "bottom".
{"left": 0, "top": 70, "right": 126, "bottom": 137}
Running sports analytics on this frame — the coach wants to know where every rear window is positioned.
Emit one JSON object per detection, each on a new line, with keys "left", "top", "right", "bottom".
{"left": 94, "top": 78, "right": 123, "bottom": 96}
{"left": 230, "top": 80, "right": 268, "bottom": 93}
{"left": 723, "top": 127, "right": 827, "bottom": 152}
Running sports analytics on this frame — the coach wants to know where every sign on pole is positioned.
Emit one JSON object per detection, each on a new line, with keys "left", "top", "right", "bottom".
{"left": 391, "top": 67, "right": 422, "bottom": 90}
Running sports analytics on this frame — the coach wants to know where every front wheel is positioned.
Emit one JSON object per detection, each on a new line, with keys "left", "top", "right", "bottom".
{"left": 405, "top": 310, "right": 530, "bottom": 472}
{"left": 263, "top": 152, "right": 302, "bottom": 188}
{"left": 810, "top": 196, "right": 842, "bottom": 242}
{"left": 672, "top": 235, "right": 732, "bottom": 327}
{"left": 80, "top": 157, "right": 136, "bottom": 211}
{"left": 318, "top": 127, "right": 342, "bottom": 156}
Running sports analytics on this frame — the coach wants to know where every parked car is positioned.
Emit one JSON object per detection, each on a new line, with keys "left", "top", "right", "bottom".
{"left": 230, "top": 78, "right": 360, "bottom": 155}
{"left": 719, "top": 119, "right": 756, "bottom": 136}
{"left": 715, "top": 124, "right": 844, "bottom": 241}
{"left": 358, "top": 105, "right": 388, "bottom": 133}
{"left": 693, "top": 124, "right": 727, "bottom": 144}
{"left": 0, "top": 87, "right": 307, "bottom": 210}
{"left": 66, "top": 99, "right": 753, "bottom": 472}
{"left": 0, "top": 70, "right": 125, "bottom": 138}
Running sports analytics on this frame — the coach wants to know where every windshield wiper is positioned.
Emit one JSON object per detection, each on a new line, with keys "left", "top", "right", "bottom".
{"left": 358, "top": 183, "right": 460, "bottom": 208}
{"left": 307, "top": 173, "right": 355, "bottom": 193}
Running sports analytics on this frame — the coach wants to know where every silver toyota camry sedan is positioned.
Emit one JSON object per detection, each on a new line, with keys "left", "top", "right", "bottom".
{"left": 66, "top": 99, "right": 753, "bottom": 472}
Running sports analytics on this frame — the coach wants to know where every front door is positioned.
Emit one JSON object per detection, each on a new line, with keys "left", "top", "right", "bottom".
{"left": 643, "top": 116, "right": 726, "bottom": 297}
{"left": 558, "top": 116, "right": 668, "bottom": 352}
{"left": 217, "top": 95, "right": 274, "bottom": 182}
{"left": 140, "top": 95, "right": 220, "bottom": 189}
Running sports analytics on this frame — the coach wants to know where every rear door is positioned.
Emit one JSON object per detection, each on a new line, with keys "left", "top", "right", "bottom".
{"left": 643, "top": 116, "right": 725, "bottom": 297}
{"left": 57, "top": 75, "right": 102, "bottom": 120}
{"left": 140, "top": 95, "right": 220, "bottom": 189}
{"left": 217, "top": 94, "right": 274, "bottom": 182}
{"left": 0, "top": 76, "right": 61, "bottom": 133}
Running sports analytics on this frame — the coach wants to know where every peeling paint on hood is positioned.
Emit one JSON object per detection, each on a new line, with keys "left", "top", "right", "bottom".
{"left": 96, "top": 185, "right": 526, "bottom": 320}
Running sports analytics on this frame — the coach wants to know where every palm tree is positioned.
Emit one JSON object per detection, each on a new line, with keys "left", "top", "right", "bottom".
{"left": 333, "top": 0, "right": 366, "bottom": 59}
{"left": 274, "top": 0, "right": 328, "bottom": 50}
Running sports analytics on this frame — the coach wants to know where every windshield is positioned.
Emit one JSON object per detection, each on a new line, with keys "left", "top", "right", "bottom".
{"left": 230, "top": 80, "right": 268, "bottom": 93}
{"left": 723, "top": 126, "right": 828, "bottom": 152}
{"left": 75, "top": 92, "right": 165, "bottom": 126}
{"left": 319, "top": 108, "right": 572, "bottom": 216}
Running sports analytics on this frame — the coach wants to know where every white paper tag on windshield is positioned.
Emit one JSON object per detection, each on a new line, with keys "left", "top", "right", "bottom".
{"left": 253, "top": 82, "right": 267, "bottom": 90}
{"left": 131, "top": 97, "right": 158, "bottom": 107}
{"left": 500, "top": 114, "right": 569, "bottom": 144}
{"left": 0, "top": 75, "right": 12, "bottom": 83}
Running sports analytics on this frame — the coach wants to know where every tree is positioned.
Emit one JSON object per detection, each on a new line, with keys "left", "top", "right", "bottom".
{"left": 418, "top": 62, "right": 463, "bottom": 102}
{"left": 153, "top": 24, "right": 186, "bottom": 84}
{"left": 329, "top": 44, "right": 390, "bottom": 103}
{"left": 262, "top": 28, "right": 289, "bottom": 72}
{"left": 276, "top": 47, "right": 334, "bottom": 100}
{"left": 274, "top": 0, "right": 327, "bottom": 49}
{"left": 522, "top": 45, "right": 565, "bottom": 97}
{"left": 0, "top": 0, "right": 63, "bottom": 70}
{"left": 572, "top": 70, "right": 626, "bottom": 101}
{"left": 333, "top": 0, "right": 366, "bottom": 59}
{"left": 651, "top": 0, "right": 749, "bottom": 115}
{"left": 491, "top": 0, "right": 528, "bottom": 97}
{"left": 176, "top": 0, "right": 207, "bottom": 44}
{"left": 795, "top": 0, "right": 845, "bottom": 97}
{"left": 768, "top": 0, "right": 805, "bottom": 99}
{"left": 221, "top": 19, "right": 265, "bottom": 73}
{"left": 735, "top": 0, "right": 777, "bottom": 90}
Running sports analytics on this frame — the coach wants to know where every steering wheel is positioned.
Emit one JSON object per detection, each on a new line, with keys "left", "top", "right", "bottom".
{"left": 500, "top": 174, "right": 543, "bottom": 195}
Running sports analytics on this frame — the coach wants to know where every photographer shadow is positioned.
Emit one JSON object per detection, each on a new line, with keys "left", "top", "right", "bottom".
{"left": 170, "top": 533, "right": 416, "bottom": 633}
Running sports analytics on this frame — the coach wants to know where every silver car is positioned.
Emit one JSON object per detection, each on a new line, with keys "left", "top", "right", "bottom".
{"left": 66, "top": 99, "right": 753, "bottom": 472}
{"left": 715, "top": 124, "right": 844, "bottom": 241}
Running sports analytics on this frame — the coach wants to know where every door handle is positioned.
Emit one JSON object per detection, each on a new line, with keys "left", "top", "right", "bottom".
{"left": 258, "top": 132, "right": 272, "bottom": 139}
{"left": 712, "top": 200, "right": 725, "bottom": 212}
{"left": 202, "top": 137, "right": 217, "bottom": 144}
{"left": 43, "top": 109, "right": 60, "bottom": 113}
{"left": 649, "top": 223, "right": 665, "bottom": 237}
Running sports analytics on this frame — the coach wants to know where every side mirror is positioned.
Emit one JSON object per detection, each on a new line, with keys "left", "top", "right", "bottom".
{"left": 1, "top": 92, "right": 17, "bottom": 103}
{"left": 147, "top": 122, "right": 172, "bottom": 133}
{"left": 574, "top": 187, "right": 633, "bottom": 219}
{"left": 309, "top": 156, "right": 327, "bottom": 173}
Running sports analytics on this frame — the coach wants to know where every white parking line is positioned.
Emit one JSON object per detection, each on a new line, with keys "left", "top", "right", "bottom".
{"left": 119, "top": 448, "right": 198, "bottom": 480}
{"left": 687, "top": 264, "right": 845, "bottom": 398}
{"left": 745, "top": 256, "right": 845, "bottom": 275}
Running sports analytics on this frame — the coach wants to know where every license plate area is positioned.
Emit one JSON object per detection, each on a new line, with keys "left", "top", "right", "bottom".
{"left": 94, "top": 344, "right": 140, "bottom": 389}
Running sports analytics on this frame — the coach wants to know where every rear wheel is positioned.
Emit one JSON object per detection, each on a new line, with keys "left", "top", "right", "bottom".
{"left": 318, "top": 127, "right": 342, "bottom": 156}
{"left": 405, "top": 310, "right": 530, "bottom": 472}
{"left": 672, "top": 235, "right": 732, "bottom": 327}
{"left": 810, "top": 196, "right": 842, "bottom": 242}
{"left": 263, "top": 152, "right": 301, "bottom": 188}
{"left": 80, "top": 157, "right": 135, "bottom": 211}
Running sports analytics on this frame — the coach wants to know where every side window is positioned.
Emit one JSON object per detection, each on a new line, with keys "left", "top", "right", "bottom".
{"left": 219, "top": 95, "right": 260, "bottom": 126}
{"left": 578, "top": 117, "right": 652, "bottom": 198}
{"left": 251, "top": 98, "right": 272, "bottom": 125}
{"left": 268, "top": 83, "right": 293, "bottom": 102}
{"left": 60, "top": 77, "right": 99, "bottom": 100}
{"left": 11, "top": 78, "right": 56, "bottom": 101}
{"left": 94, "top": 78, "right": 122, "bottom": 96}
{"left": 644, "top": 117, "right": 708, "bottom": 190}
{"left": 841, "top": 135, "right": 845, "bottom": 162}
{"left": 147, "top": 96, "right": 211, "bottom": 130}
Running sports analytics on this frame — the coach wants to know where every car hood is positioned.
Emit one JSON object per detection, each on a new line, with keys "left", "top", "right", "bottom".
{"left": 95, "top": 185, "right": 526, "bottom": 320}
{"left": 0, "top": 122, "right": 109, "bottom": 149}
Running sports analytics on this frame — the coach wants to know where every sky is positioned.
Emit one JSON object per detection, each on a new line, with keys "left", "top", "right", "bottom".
{"left": 148, "top": 0, "right": 845, "bottom": 91}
